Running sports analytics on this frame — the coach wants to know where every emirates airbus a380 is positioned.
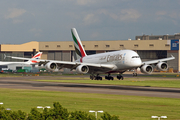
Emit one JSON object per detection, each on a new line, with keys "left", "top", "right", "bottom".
{"left": 9, "top": 28, "right": 175, "bottom": 80}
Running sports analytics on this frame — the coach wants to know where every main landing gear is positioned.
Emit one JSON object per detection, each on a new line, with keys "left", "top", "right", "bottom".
{"left": 90, "top": 73, "right": 124, "bottom": 80}
{"left": 90, "top": 74, "right": 102, "bottom": 80}
{"left": 117, "top": 74, "right": 124, "bottom": 80}
{"left": 105, "top": 73, "right": 114, "bottom": 80}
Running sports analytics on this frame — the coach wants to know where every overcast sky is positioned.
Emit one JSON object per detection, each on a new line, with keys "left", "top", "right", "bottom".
{"left": 0, "top": 0, "right": 180, "bottom": 44}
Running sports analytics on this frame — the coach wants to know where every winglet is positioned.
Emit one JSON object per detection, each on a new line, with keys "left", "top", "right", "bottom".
{"left": 4, "top": 54, "right": 6, "bottom": 59}
{"left": 171, "top": 54, "right": 175, "bottom": 58}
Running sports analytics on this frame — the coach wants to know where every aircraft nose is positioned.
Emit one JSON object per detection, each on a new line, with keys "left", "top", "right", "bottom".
{"left": 131, "top": 59, "right": 142, "bottom": 67}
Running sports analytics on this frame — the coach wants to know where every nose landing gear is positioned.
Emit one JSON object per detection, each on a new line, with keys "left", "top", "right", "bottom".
{"left": 133, "top": 73, "right": 137, "bottom": 76}
{"left": 132, "top": 68, "right": 138, "bottom": 77}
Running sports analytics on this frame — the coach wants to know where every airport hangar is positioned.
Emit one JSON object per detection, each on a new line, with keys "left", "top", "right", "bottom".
{"left": 0, "top": 38, "right": 179, "bottom": 72}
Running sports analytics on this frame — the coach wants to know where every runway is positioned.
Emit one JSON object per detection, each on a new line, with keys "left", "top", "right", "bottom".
{"left": 0, "top": 76, "right": 180, "bottom": 98}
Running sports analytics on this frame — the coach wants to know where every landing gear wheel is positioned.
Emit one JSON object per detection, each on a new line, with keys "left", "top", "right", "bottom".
{"left": 117, "top": 74, "right": 123, "bottom": 80}
{"left": 95, "top": 76, "right": 102, "bottom": 80}
{"left": 105, "top": 74, "right": 114, "bottom": 80}
{"left": 133, "top": 73, "right": 137, "bottom": 77}
{"left": 90, "top": 75, "right": 95, "bottom": 80}
{"left": 94, "top": 74, "right": 102, "bottom": 80}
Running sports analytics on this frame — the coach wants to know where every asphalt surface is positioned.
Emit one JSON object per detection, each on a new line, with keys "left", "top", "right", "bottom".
{"left": 0, "top": 75, "right": 180, "bottom": 98}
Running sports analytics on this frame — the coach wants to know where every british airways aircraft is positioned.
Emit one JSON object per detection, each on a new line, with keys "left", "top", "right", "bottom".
{"left": 9, "top": 28, "right": 175, "bottom": 80}
{"left": 2, "top": 52, "right": 42, "bottom": 66}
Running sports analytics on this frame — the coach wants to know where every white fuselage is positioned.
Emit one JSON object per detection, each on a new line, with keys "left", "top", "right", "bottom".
{"left": 76, "top": 50, "right": 142, "bottom": 73}
{"left": 0, "top": 61, "right": 39, "bottom": 71}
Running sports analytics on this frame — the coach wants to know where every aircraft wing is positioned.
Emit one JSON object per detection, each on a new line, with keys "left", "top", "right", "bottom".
{"left": 5, "top": 52, "right": 43, "bottom": 61}
{"left": 45, "top": 60, "right": 115, "bottom": 71}
{"left": 27, "top": 59, "right": 116, "bottom": 73}
{"left": 142, "top": 55, "right": 175, "bottom": 65}
{"left": 6, "top": 56, "right": 34, "bottom": 60}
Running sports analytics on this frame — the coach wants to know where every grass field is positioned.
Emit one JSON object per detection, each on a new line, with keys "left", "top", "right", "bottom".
{"left": 34, "top": 77, "right": 180, "bottom": 88}
{"left": 0, "top": 88, "right": 180, "bottom": 120}
{"left": 0, "top": 73, "right": 180, "bottom": 119}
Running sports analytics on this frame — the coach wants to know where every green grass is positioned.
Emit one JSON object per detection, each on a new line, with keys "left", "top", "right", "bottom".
{"left": 34, "top": 77, "right": 180, "bottom": 88}
{"left": 0, "top": 73, "right": 180, "bottom": 119}
{"left": 0, "top": 88, "right": 180, "bottom": 120}
{"left": 0, "top": 73, "right": 22, "bottom": 77}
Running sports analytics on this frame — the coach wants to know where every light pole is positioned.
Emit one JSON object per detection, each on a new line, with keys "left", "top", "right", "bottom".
{"left": 89, "top": 110, "right": 103, "bottom": 120}
{"left": 37, "top": 106, "right": 51, "bottom": 110}
{"left": 6, "top": 108, "right": 11, "bottom": 110}
{"left": 151, "top": 116, "right": 167, "bottom": 120}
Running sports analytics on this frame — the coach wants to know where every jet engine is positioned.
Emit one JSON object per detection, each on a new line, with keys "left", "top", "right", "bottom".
{"left": 156, "top": 62, "right": 168, "bottom": 71}
{"left": 76, "top": 65, "right": 89, "bottom": 74}
{"left": 140, "top": 65, "right": 153, "bottom": 74}
{"left": 45, "top": 62, "right": 57, "bottom": 71}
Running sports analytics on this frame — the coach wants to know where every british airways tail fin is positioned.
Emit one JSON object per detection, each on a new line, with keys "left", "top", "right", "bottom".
{"left": 27, "top": 52, "right": 42, "bottom": 64}
{"left": 71, "top": 28, "right": 87, "bottom": 60}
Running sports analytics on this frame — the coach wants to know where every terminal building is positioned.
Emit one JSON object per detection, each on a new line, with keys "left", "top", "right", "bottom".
{"left": 0, "top": 38, "right": 179, "bottom": 72}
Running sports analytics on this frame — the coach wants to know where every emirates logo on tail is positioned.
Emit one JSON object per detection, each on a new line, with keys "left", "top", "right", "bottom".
{"left": 71, "top": 28, "right": 87, "bottom": 58}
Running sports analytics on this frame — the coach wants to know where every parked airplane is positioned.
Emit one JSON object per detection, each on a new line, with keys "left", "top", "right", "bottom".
{"left": 8, "top": 28, "right": 175, "bottom": 80}
{"left": 2, "top": 52, "right": 42, "bottom": 66}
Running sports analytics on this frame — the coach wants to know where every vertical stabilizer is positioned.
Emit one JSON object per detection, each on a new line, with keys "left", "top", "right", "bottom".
{"left": 27, "top": 52, "right": 42, "bottom": 64}
{"left": 71, "top": 28, "right": 87, "bottom": 60}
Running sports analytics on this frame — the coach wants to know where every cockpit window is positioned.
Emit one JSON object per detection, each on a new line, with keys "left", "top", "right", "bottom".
{"left": 132, "top": 56, "right": 140, "bottom": 58}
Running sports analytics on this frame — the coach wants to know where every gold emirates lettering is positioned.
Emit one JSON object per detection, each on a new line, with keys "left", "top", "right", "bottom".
{"left": 107, "top": 54, "right": 122, "bottom": 62}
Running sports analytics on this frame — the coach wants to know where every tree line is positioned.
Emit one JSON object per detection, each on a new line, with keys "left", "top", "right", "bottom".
{"left": 0, "top": 102, "right": 120, "bottom": 120}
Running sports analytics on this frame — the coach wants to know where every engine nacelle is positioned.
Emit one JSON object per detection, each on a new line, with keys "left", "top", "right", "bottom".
{"left": 45, "top": 62, "right": 57, "bottom": 71}
{"left": 76, "top": 65, "right": 89, "bottom": 74}
{"left": 140, "top": 65, "right": 153, "bottom": 74}
{"left": 156, "top": 62, "right": 168, "bottom": 71}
